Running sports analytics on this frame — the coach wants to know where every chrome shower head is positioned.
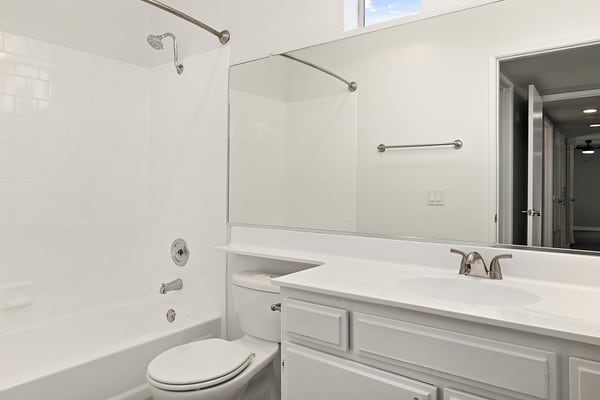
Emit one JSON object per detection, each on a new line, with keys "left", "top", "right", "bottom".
{"left": 147, "top": 34, "right": 165, "bottom": 50}
{"left": 146, "top": 32, "right": 184, "bottom": 75}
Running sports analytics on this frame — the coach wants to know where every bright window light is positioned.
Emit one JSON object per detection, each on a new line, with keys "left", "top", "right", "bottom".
{"left": 344, "top": 0, "right": 501, "bottom": 32}
{"left": 364, "top": 0, "right": 422, "bottom": 26}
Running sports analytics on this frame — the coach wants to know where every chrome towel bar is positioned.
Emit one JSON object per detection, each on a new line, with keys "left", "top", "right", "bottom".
{"left": 377, "top": 140, "right": 463, "bottom": 153}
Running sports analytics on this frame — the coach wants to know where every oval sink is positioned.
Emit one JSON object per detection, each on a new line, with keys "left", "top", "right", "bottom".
{"left": 396, "top": 277, "right": 540, "bottom": 307}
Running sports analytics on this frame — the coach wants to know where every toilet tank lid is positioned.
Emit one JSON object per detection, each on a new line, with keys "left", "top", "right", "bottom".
{"left": 232, "top": 270, "right": 281, "bottom": 293}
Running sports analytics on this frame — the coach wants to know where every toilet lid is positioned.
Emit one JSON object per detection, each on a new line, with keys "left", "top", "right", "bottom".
{"left": 147, "top": 338, "right": 253, "bottom": 386}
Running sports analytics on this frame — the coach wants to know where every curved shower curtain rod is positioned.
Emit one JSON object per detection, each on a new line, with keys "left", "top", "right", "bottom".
{"left": 279, "top": 53, "right": 357, "bottom": 92}
{"left": 139, "top": 0, "right": 230, "bottom": 45}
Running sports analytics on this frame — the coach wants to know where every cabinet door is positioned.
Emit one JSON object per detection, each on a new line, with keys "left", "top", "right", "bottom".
{"left": 444, "top": 388, "right": 492, "bottom": 400}
{"left": 284, "top": 343, "right": 437, "bottom": 400}
{"left": 570, "top": 357, "right": 600, "bottom": 400}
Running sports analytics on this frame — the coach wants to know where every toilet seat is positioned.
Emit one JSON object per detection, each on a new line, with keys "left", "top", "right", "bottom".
{"left": 147, "top": 338, "right": 254, "bottom": 392}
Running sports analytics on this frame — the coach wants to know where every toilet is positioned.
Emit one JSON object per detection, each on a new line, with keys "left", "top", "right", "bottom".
{"left": 146, "top": 271, "right": 282, "bottom": 400}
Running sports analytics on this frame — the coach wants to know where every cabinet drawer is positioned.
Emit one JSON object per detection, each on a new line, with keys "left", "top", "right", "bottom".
{"left": 569, "top": 357, "right": 600, "bottom": 400}
{"left": 354, "top": 313, "right": 557, "bottom": 399}
{"left": 285, "top": 343, "right": 437, "bottom": 400}
{"left": 444, "top": 388, "right": 492, "bottom": 400}
{"left": 284, "top": 299, "right": 348, "bottom": 351}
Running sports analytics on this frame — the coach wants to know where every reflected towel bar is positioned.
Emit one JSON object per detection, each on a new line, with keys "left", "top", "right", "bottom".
{"left": 377, "top": 140, "right": 463, "bottom": 153}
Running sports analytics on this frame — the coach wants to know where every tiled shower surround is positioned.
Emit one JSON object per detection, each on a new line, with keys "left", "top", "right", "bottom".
{"left": 0, "top": 29, "right": 227, "bottom": 333}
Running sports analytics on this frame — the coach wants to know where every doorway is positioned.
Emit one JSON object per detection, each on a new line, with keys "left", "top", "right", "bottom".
{"left": 498, "top": 43, "right": 600, "bottom": 251}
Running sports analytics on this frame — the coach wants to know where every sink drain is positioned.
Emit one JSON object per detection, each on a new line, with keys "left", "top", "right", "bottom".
{"left": 166, "top": 309, "right": 176, "bottom": 323}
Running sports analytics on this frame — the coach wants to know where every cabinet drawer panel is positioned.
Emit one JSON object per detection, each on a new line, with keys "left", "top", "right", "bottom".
{"left": 354, "top": 313, "right": 556, "bottom": 399}
{"left": 569, "top": 357, "right": 600, "bottom": 400}
{"left": 444, "top": 388, "right": 492, "bottom": 400}
{"left": 284, "top": 299, "right": 348, "bottom": 351}
{"left": 285, "top": 343, "right": 437, "bottom": 400}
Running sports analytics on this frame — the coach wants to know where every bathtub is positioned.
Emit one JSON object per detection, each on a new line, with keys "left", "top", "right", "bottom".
{"left": 0, "top": 300, "right": 221, "bottom": 400}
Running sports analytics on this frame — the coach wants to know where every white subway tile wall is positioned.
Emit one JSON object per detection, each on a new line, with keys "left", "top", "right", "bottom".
{"left": 0, "top": 30, "right": 227, "bottom": 332}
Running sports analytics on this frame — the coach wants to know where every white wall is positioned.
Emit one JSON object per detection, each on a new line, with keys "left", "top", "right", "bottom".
{"left": 573, "top": 151, "right": 600, "bottom": 228}
{"left": 147, "top": 49, "right": 229, "bottom": 321}
{"left": 230, "top": 57, "right": 357, "bottom": 232}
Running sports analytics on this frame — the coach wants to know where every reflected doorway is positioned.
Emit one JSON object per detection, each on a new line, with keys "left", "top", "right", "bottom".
{"left": 498, "top": 43, "right": 600, "bottom": 251}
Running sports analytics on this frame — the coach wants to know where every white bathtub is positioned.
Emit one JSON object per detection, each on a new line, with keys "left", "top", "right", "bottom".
{"left": 0, "top": 300, "right": 221, "bottom": 400}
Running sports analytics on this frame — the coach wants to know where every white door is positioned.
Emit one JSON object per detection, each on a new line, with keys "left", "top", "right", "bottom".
{"left": 527, "top": 84, "right": 544, "bottom": 247}
{"left": 284, "top": 343, "right": 437, "bottom": 400}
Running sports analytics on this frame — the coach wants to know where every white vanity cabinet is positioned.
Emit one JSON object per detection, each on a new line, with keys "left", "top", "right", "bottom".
{"left": 569, "top": 358, "right": 600, "bottom": 400}
{"left": 444, "top": 388, "right": 494, "bottom": 400}
{"left": 285, "top": 343, "right": 437, "bottom": 400}
{"left": 279, "top": 295, "right": 567, "bottom": 400}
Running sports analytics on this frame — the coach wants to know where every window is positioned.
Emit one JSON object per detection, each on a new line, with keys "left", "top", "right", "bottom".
{"left": 344, "top": 0, "right": 501, "bottom": 31}
{"left": 363, "top": 0, "right": 422, "bottom": 27}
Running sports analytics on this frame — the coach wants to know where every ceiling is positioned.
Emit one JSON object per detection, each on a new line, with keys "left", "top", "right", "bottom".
{"left": 501, "top": 43, "right": 600, "bottom": 141}
{"left": 544, "top": 96, "right": 600, "bottom": 142}
{"left": 0, "top": 0, "right": 229, "bottom": 66}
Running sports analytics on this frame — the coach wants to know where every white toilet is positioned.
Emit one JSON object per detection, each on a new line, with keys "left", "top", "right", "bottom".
{"left": 146, "top": 271, "right": 282, "bottom": 400}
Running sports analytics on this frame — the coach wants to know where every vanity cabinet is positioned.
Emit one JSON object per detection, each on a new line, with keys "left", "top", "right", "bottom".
{"left": 280, "top": 296, "right": 563, "bottom": 400}
{"left": 569, "top": 358, "right": 600, "bottom": 400}
{"left": 285, "top": 343, "right": 437, "bottom": 400}
{"left": 444, "top": 388, "right": 493, "bottom": 400}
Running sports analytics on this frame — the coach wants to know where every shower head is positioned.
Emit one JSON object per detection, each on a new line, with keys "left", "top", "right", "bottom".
{"left": 146, "top": 32, "right": 184, "bottom": 75}
{"left": 147, "top": 34, "right": 165, "bottom": 50}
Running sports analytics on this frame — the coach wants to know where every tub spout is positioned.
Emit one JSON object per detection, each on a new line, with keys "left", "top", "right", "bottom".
{"left": 160, "top": 279, "right": 183, "bottom": 295}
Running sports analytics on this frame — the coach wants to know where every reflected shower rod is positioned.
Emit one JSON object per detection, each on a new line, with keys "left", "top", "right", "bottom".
{"left": 139, "top": 0, "right": 230, "bottom": 45}
{"left": 279, "top": 53, "right": 357, "bottom": 92}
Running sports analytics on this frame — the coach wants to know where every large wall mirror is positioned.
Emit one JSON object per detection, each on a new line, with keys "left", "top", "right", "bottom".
{"left": 229, "top": 0, "right": 600, "bottom": 254}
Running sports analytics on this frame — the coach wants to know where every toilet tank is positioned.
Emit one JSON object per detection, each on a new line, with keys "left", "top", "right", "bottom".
{"left": 232, "top": 271, "right": 281, "bottom": 342}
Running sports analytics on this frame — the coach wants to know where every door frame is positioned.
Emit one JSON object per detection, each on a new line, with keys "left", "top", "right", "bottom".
{"left": 491, "top": 38, "right": 600, "bottom": 248}
{"left": 497, "top": 74, "right": 514, "bottom": 244}
{"left": 543, "top": 117, "right": 554, "bottom": 247}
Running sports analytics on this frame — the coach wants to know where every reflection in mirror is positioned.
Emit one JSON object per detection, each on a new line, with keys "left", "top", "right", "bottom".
{"left": 498, "top": 43, "right": 600, "bottom": 252}
{"left": 229, "top": 55, "right": 359, "bottom": 232}
{"left": 229, "top": 0, "right": 600, "bottom": 255}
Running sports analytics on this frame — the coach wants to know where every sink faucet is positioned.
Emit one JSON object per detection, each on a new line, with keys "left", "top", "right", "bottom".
{"left": 450, "top": 249, "right": 512, "bottom": 280}
{"left": 489, "top": 254, "right": 513, "bottom": 280}
{"left": 160, "top": 279, "right": 183, "bottom": 294}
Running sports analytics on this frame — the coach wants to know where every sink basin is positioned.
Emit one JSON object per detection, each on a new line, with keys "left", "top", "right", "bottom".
{"left": 396, "top": 277, "right": 540, "bottom": 307}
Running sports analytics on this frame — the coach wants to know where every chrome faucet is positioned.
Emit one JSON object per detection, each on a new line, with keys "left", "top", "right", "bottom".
{"left": 489, "top": 254, "right": 513, "bottom": 280}
{"left": 160, "top": 279, "right": 183, "bottom": 294}
{"left": 450, "top": 249, "right": 512, "bottom": 280}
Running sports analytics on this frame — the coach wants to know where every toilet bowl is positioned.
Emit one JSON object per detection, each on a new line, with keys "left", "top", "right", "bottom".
{"left": 147, "top": 271, "right": 282, "bottom": 400}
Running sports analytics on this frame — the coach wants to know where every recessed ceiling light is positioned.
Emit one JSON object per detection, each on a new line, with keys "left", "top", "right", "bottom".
{"left": 590, "top": 124, "right": 600, "bottom": 128}
{"left": 583, "top": 108, "right": 599, "bottom": 114}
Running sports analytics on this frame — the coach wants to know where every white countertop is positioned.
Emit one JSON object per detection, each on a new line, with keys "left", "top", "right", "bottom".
{"left": 218, "top": 237, "right": 600, "bottom": 347}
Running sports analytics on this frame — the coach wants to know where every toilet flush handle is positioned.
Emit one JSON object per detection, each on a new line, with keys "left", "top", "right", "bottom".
{"left": 271, "top": 303, "right": 281, "bottom": 312}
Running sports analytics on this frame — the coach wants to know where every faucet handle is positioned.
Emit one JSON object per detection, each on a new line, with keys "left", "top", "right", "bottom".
{"left": 489, "top": 254, "right": 512, "bottom": 280}
{"left": 450, "top": 249, "right": 470, "bottom": 275}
